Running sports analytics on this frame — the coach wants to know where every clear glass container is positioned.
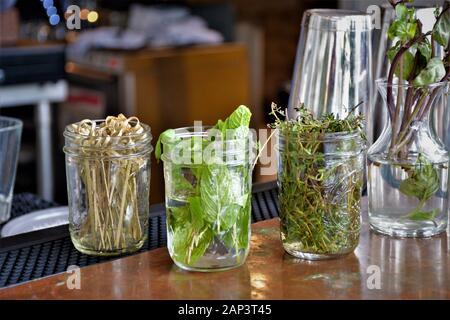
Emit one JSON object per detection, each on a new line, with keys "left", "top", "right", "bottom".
{"left": 0, "top": 117, "right": 22, "bottom": 224}
{"left": 277, "top": 130, "right": 365, "bottom": 260}
{"left": 161, "top": 126, "right": 254, "bottom": 272}
{"left": 368, "top": 80, "right": 449, "bottom": 237}
{"left": 63, "top": 120, "right": 152, "bottom": 256}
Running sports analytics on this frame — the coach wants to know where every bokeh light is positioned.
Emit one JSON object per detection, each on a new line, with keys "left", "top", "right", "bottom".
{"left": 46, "top": 6, "right": 57, "bottom": 17}
{"left": 80, "top": 9, "right": 89, "bottom": 20}
{"left": 87, "top": 11, "right": 99, "bottom": 23}
{"left": 43, "top": 0, "right": 53, "bottom": 9}
{"left": 49, "top": 14, "right": 60, "bottom": 25}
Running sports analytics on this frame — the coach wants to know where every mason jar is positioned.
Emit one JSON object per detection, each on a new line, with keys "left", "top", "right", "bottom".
{"left": 277, "top": 130, "right": 365, "bottom": 260}
{"left": 160, "top": 126, "right": 254, "bottom": 272}
{"left": 63, "top": 120, "right": 152, "bottom": 256}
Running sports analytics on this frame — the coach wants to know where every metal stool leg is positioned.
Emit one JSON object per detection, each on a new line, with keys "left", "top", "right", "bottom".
{"left": 35, "top": 100, "right": 53, "bottom": 201}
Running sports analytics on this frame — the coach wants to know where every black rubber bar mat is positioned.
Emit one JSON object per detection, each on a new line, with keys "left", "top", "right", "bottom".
{"left": 0, "top": 182, "right": 279, "bottom": 288}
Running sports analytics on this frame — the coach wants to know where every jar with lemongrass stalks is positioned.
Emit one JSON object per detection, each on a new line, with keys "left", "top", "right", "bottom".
{"left": 64, "top": 114, "right": 152, "bottom": 256}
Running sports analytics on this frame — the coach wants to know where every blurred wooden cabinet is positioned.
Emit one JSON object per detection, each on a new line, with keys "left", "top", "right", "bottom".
{"left": 67, "top": 43, "right": 251, "bottom": 203}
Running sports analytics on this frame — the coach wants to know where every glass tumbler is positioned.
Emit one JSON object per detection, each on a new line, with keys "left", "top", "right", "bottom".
{"left": 0, "top": 116, "right": 22, "bottom": 224}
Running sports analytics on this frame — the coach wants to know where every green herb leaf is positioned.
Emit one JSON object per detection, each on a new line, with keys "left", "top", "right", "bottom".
{"left": 188, "top": 196, "right": 205, "bottom": 230}
{"left": 395, "top": 3, "right": 409, "bottom": 20}
{"left": 399, "top": 154, "right": 439, "bottom": 202}
{"left": 155, "top": 129, "right": 177, "bottom": 161}
{"left": 407, "top": 208, "right": 439, "bottom": 221}
{"left": 172, "top": 224, "right": 213, "bottom": 265}
{"left": 417, "top": 39, "right": 432, "bottom": 62}
{"left": 388, "top": 18, "right": 417, "bottom": 42}
{"left": 413, "top": 57, "right": 446, "bottom": 86}
{"left": 433, "top": 8, "right": 450, "bottom": 47}
{"left": 223, "top": 105, "right": 252, "bottom": 129}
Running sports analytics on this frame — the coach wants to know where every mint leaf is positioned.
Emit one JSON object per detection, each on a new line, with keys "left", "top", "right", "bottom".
{"left": 223, "top": 105, "right": 252, "bottom": 130}
{"left": 167, "top": 205, "right": 190, "bottom": 227}
{"left": 220, "top": 204, "right": 242, "bottom": 231}
{"left": 200, "top": 165, "right": 231, "bottom": 226}
{"left": 155, "top": 129, "right": 177, "bottom": 161}
{"left": 168, "top": 165, "right": 196, "bottom": 198}
{"left": 237, "top": 197, "right": 251, "bottom": 249}
{"left": 433, "top": 8, "right": 450, "bottom": 47}
{"left": 188, "top": 227, "right": 213, "bottom": 264}
{"left": 413, "top": 58, "right": 446, "bottom": 86}
{"left": 188, "top": 196, "right": 205, "bottom": 231}
{"left": 171, "top": 224, "right": 212, "bottom": 265}
{"left": 407, "top": 208, "right": 439, "bottom": 221}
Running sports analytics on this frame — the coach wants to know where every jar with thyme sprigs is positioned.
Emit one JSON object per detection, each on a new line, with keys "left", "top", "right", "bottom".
{"left": 64, "top": 114, "right": 152, "bottom": 256}
{"left": 271, "top": 103, "right": 366, "bottom": 260}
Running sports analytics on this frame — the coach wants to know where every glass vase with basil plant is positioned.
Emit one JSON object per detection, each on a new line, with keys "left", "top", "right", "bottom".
{"left": 368, "top": 0, "right": 450, "bottom": 237}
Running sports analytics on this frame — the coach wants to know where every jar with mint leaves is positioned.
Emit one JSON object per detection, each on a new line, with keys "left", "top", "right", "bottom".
{"left": 156, "top": 106, "right": 256, "bottom": 272}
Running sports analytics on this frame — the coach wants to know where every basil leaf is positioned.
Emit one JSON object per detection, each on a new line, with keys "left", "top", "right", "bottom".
{"left": 388, "top": 20, "right": 417, "bottom": 42}
{"left": 413, "top": 58, "right": 446, "bottom": 86}
{"left": 386, "top": 42, "right": 415, "bottom": 80}
{"left": 417, "top": 39, "right": 432, "bottom": 62}
{"left": 399, "top": 154, "right": 439, "bottom": 202}
{"left": 433, "top": 8, "right": 450, "bottom": 47}
{"left": 395, "top": 3, "right": 409, "bottom": 20}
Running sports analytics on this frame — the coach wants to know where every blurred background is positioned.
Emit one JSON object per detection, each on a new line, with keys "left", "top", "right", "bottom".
{"left": 0, "top": 0, "right": 445, "bottom": 206}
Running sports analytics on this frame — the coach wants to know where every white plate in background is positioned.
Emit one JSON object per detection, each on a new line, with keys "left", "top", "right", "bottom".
{"left": 1, "top": 207, "right": 69, "bottom": 238}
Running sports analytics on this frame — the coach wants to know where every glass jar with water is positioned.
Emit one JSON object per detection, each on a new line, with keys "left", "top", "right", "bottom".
{"left": 368, "top": 80, "right": 449, "bottom": 237}
{"left": 160, "top": 126, "right": 254, "bottom": 272}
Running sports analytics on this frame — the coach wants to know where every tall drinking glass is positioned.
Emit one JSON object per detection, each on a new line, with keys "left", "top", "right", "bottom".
{"left": 0, "top": 116, "right": 22, "bottom": 224}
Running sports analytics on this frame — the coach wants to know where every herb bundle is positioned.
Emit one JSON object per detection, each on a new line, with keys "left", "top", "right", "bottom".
{"left": 385, "top": 0, "right": 449, "bottom": 157}
{"left": 64, "top": 114, "right": 152, "bottom": 255}
{"left": 156, "top": 106, "right": 253, "bottom": 269}
{"left": 270, "top": 104, "right": 365, "bottom": 257}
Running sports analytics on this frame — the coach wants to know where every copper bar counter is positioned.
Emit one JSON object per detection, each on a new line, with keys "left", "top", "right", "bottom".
{"left": 0, "top": 200, "right": 449, "bottom": 299}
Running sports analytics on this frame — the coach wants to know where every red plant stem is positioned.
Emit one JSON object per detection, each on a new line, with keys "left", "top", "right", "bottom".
{"left": 386, "top": 33, "right": 431, "bottom": 148}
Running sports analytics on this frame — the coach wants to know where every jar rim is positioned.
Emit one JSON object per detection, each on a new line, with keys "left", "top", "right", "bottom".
{"left": 160, "top": 126, "right": 256, "bottom": 165}
{"left": 375, "top": 78, "right": 449, "bottom": 89}
{"left": 278, "top": 129, "right": 365, "bottom": 143}
{"left": 161, "top": 125, "right": 254, "bottom": 146}
{"left": 64, "top": 119, "right": 152, "bottom": 141}
{"left": 0, "top": 116, "right": 23, "bottom": 133}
